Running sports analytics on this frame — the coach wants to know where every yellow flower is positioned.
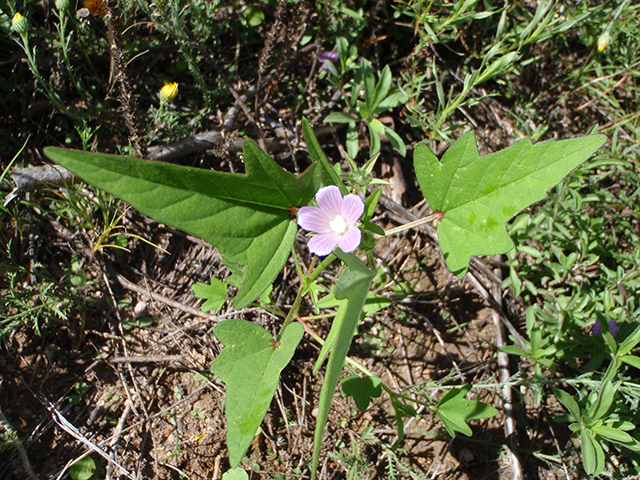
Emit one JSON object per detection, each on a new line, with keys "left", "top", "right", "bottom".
{"left": 11, "top": 13, "right": 28, "bottom": 35}
{"left": 159, "top": 82, "right": 179, "bottom": 103}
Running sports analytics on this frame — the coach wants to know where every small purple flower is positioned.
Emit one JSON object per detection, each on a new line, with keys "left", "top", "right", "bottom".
{"left": 609, "top": 320, "right": 620, "bottom": 337}
{"left": 319, "top": 51, "right": 339, "bottom": 71}
{"left": 298, "top": 185, "right": 364, "bottom": 256}
{"left": 591, "top": 319, "right": 619, "bottom": 338}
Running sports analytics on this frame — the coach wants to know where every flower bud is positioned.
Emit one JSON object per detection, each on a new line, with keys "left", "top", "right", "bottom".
{"left": 56, "top": 0, "right": 70, "bottom": 12}
{"left": 11, "top": 13, "right": 28, "bottom": 35}
{"left": 159, "top": 82, "right": 179, "bottom": 103}
{"left": 359, "top": 230, "right": 376, "bottom": 252}
{"left": 597, "top": 32, "right": 611, "bottom": 53}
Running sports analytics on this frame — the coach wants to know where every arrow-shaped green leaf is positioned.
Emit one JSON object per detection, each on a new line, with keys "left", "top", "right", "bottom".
{"left": 436, "top": 385, "right": 499, "bottom": 437}
{"left": 44, "top": 141, "right": 321, "bottom": 307}
{"left": 311, "top": 252, "right": 374, "bottom": 479}
{"left": 210, "top": 319, "right": 304, "bottom": 467}
{"left": 341, "top": 375, "right": 383, "bottom": 412}
{"left": 414, "top": 132, "right": 606, "bottom": 276}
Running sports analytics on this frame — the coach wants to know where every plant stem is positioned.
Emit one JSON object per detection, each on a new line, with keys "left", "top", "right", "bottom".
{"left": 383, "top": 212, "right": 439, "bottom": 236}
{"left": 0, "top": 408, "right": 40, "bottom": 480}
{"left": 278, "top": 253, "right": 336, "bottom": 341}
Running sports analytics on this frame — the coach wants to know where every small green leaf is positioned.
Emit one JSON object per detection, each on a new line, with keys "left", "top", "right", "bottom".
{"left": 594, "top": 425, "right": 634, "bottom": 444}
{"left": 243, "top": 6, "right": 264, "bottom": 26}
{"left": 581, "top": 429, "right": 597, "bottom": 476}
{"left": 192, "top": 277, "right": 227, "bottom": 313}
{"left": 361, "top": 62, "right": 376, "bottom": 109}
{"left": 553, "top": 388, "right": 581, "bottom": 420}
{"left": 346, "top": 122, "right": 359, "bottom": 159}
{"left": 341, "top": 375, "right": 383, "bottom": 411}
{"left": 362, "top": 187, "right": 381, "bottom": 224}
{"left": 324, "top": 112, "right": 360, "bottom": 124}
{"left": 414, "top": 133, "right": 606, "bottom": 276}
{"left": 392, "top": 399, "right": 419, "bottom": 443}
{"left": 588, "top": 381, "right": 615, "bottom": 421}
{"left": 362, "top": 293, "right": 392, "bottom": 317}
{"left": 70, "top": 456, "right": 101, "bottom": 480}
{"left": 222, "top": 467, "right": 249, "bottom": 480}
{"left": 302, "top": 118, "right": 347, "bottom": 194}
{"left": 383, "top": 126, "right": 406, "bottom": 157}
{"left": 323, "top": 59, "right": 339, "bottom": 77}
{"left": 370, "top": 65, "right": 392, "bottom": 113}
{"left": 500, "top": 345, "right": 531, "bottom": 357}
{"left": 621, "top": 355, "right": 640, "bottom": 369}
{"left": 619, "top": 324, "right": 640, "bottom": 356}
{"left": 336, "top": 6, "right": 365, "bottom": 22}
{"left": 210, "top": 320, "right": 304, "bottom": 467}
{"left": 581, "top": 428, "right": 605, "bottom": 476}
{"left": 369, "top": 118, "right": 385, "bottom": 134}
{"left": 376, "top": 90, "right": 409, "bottom": 113}
{"left": 368, "top": 124, "right": 381, "bottom": 157}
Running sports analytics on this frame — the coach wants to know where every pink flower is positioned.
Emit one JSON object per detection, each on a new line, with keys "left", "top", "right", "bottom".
{"left": 298, "top": 185, "right": 364, "bottom": 256}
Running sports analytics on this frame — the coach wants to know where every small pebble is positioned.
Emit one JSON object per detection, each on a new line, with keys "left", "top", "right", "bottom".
{"left": 134, "top": 301, "right": 148, "bottom": 318}
{"left": 459, "top": 448, "right": 475, "bottom": 463}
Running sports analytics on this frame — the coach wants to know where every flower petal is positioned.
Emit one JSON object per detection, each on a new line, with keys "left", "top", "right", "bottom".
{"left": 341, "top": 194, "right": 365, "bottom": 224}
{"left": 308, "top": 232, "right": 340, "bottom": 256}
{"left": 608, "top": 319, "right": 619, "bottom": 337}
{"left": 337, "top": 227, "right": 361, "bottom": 253}
{"left": 315, "top": 185, "right": 344, "bottom": 218}
{"left": 298, "top": 206, "right": 332, "bottom": 233}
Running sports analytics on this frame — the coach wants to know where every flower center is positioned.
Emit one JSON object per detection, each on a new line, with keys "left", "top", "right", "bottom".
{"left": 330, "top": 215, "right": 348, "bottom": 235}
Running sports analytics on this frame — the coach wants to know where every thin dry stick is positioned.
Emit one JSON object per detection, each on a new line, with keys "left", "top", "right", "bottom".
{"left": 488, "top": 261, "right": 524, "bottom": 480}
{"left": 45, "top": 401, "right": 135, "bottom": 480}
{"left": 108, "top": 354, "right": 186, "bottom": 364}
{"left": 100, "top": 270, "right": 141, "bottom": 480}
{"left": 108, "top": 266, "right": 222, "bottom": 322}
{"left": 543, "top": 410, "right": 572, "bottom": 480}
{"left": 104, "top": 4, "right": 147, "bottom": 157}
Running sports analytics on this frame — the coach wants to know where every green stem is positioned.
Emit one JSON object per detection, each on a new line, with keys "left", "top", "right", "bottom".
{"left": 278, "top": 253, "right": 336, "bottom": 341}
{"left": 17, "top": 33, "right": 81, "bottom": 121}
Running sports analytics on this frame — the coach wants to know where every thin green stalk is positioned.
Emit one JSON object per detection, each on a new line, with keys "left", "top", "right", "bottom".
{"left": 14, "top": 30, "right": 82, "bottom": 121}
{"left": 278, "top": 253, "right": 336, "bottom": 340}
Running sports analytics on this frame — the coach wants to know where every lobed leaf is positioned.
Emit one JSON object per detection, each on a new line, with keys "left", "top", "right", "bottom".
{"left": 210, "top": 320, "right": 304, "bottom": 467}
{"left": 45, "top": 142, "right": 321, "bottom": 307}
{"left": 192, "top": 277, "right": 227, "bottom": 313}
{"left": 436, "top": 385, "right": 498, "bottom": 437}
{"left": 341, "top": 375, "right": 383, "bottom": 412}
{"left": 414, "top": 132, "right": 606, "bottom": 276}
